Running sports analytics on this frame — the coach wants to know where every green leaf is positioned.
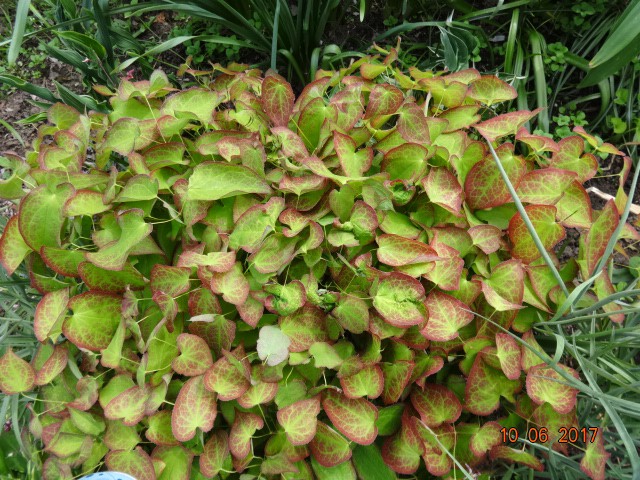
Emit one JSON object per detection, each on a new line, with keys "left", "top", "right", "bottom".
{"left": 526, "top": 364, "right": 580, "bottom": 414}
{"left": 162, "top": 87, "right": 220, "bottom": 124}
{"left": 0, "top": 348, "right": 35, "bottom": 394}
{"left": 116, "top": 175, "right": 159, "bottom": 202}
{"left": 372, "top": 272, "right": 427, "bottom": 328}
{"left": 465, "top": 354, "right": 521, "bottom": 415}
{"left": 353, "top": 444, "right": 396, "bottom": 480}
{"left": 152, "top": 445, "right": 193, "bottom": 480}
{"left": 550, "top": 136, "right": 597, "bottom": 182}
{"left": 277, "top": 396, "right": 321, "bottom": 446}
{"left": 188, "top": 162, "right": 272, "bottom": 201}
{"left": 332, "top": 294, "right": 369, "bottom": 334}
{"left": 63, "top": 190, "right": 112, "bottom": 216}
{"left": 411, "top": 383, "right": 462, "bottom": 427}
{"left": 490, "top": 446, "right": 544, "bottom": 471}
{"left": 467, "top": 75, "right": 517, "bottom": 106}
{"left": 311, "top": 456, "right": 357, "bottom": 480}
{"left": 381, "top": 143, "right": 430, "bottom": 181}
{"left": 580, "top": 427, "right": 610, "bottom": 480}
{"left": 63, "top": 292, "right": 122, "bottom": 351}
{"left": 106, "top": 446, "right": 155, "bottom": 480}
{"left": 229, "top": 411, "right": 264, "bottom": 459}
{"left": 54, "top": 30, "right": 107, "bottom": 59}
{"left": 262, "top": 75, "right": 295, "bottom": 127}
{"left": 146, "top": 411, "right": 179, "bottom": 446}
{"left": 422, "top": 290, "right": 473, "bottom": 341}
{"left": 172, "top": 333, "right": 214, "bottom": 376}
{"left": 200, "top": 431, "right": 230, "bottom": 477}
{"left": 18, "top": 183, "right": 74, "bottom": 251}
{"left": 171, "top": 375, "right": 217, "bottom": 442}
{"left": 474, "top": 109, "right": 541, "bottom": 142}
{"left": 257, "top": 325, "right": 291, "bottom": 366}
{"left": 481, "top": 260, "right": 525, "bottom": 311}
{"left": 340, "top": 365, "right": 384, "bottom": 399}
{"left": 85, "top": 209, "right": 152, "bottom": 271}
{"left": 280, "top": 305, "right": 329, "bottom": 352}
{"left": 309, "top": 421, "right": 352, "bottom": 467}
{"left": 0, "top": 216, "right": 32, "bottom": 275}
{"left": 508, "top": 205, "right": 565, "bottom": 264}
{"left": 469, "top": 421, "right": 502, "bottom": 456}
{"left": 309, "top": 342, "right": 343, "bottom": 369}
{"left": 322, "top": 390, "right": 378, "bottom": 445}
{"left": 211, "top": 262, "right": 249, "bottom": 305}
{"left": 229, "top": 197, "right": 284, "bottom": 252}
{"left": 364, "top": 84, "right": 404, "bottom": 119}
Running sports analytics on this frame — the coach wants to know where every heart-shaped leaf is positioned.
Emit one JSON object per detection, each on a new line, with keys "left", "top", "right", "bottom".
{"left": 411, "top": 384, "right": 462, "bottom": 427}
{"left": 372, "top": 272, "right": 427, "bottom": 328}
{"left": 277, "top": 396, "right": 321, "bottom": 446}
{"left": 323, "top": 390, "right": 378, "bottom": 445}
{"left": 172, "top": 375, "right": 217, "bottom": 442}
{"left": 0, "top": 348, "right": 35, "bottom": 394}
{"left": 257, "top": 325, "right": 291, "bottom": 366}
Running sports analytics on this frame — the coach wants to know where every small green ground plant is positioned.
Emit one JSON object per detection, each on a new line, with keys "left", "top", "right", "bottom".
{"left": 0, "top": 47, "right": 638, "bottom": 479}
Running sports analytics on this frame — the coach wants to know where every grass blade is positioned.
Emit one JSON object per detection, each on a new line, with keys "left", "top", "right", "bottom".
{"left": 8, "top": 0, "right": 32, "bottom": 66}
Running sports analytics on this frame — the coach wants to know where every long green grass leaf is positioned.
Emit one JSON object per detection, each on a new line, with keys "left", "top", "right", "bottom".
{"left": 8, "top": 0, "right": 32, "bottom": 66}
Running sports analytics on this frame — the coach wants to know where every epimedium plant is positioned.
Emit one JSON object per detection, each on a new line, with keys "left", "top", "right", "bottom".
{"left": 0, "top": 45, "right": 634, "bottom": 480}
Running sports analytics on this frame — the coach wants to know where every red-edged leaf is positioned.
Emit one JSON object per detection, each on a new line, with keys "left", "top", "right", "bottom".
{"left": 481, "top": 259, "right": 525, "bottom": 311}
{"left": 229, "top": 411, "right": 264, "bottom": 459}
{"left": 340, "top": 365, "right": 384, "bottom": 399}
{"left": 211, "top": 262, "right": 249, "bottom": 305}
{"left": 584, "top": 200, "right": 618, "bottom": 275}
{"left": 150, "top": 265, "right": 191, "bottom": 297}
{"left": 469, "top": 421, "right": 502, "bottom": 457}
{"left": 34, "top": 288, "right": 69, "bottom": 342}
{"left": 364, "top": 84, "right": 404, "bottom": 119}
{"left": 63, "top": 292, "right": 122, "bottom": 351}
{"left": 516, "top": 128, "right": 559, "bottom": 154}
{"left": 200, "top": 431, "right": 230, "bottom": 478}
{"left": 204, "top": 349, "right": 250, "bottom": 401}
{"left": 464, "top": 143, "right": 527, "bottom": 210}
{"left": 309, "top": 421, "right": 352, "bottom": 467}
{"left": 372, "top": 272, "right": 427, "bottom": 328}
{"left": 0, "top": 348, "right": 35, "bottom": 394}
{"left": 377, "top": 234, "right": 439, "bottom": 267}
{"left": 381, "top": 361, "right": 414, "bottom": 405}
{"left": 277, "top": 396, "right": 321, "bottom": 446}
{"left": 172, "top": 333, "right": 214, "bottom": 376}
{"left": 515, "top": 168, "right": 577, "bottom": 205}
{"left": 411, "top": 384, "right": 462, "bottom": 427}
{"left": 580, "top": 427, "right": 609, "bottom": 480}
{"left": 550, "top": 136, "right": 598, "bottom": 182}
{"left": 381, "top": 414, "right": 423, "bottom": 474}
{"left": 106, "top": 446, "right": 156, "bottom": 480}
{"left": 0, "top": 216, "right": 32, "bottom": 275}
{"left": 468, "top": 225, "right": 502, "bottom": 254}
{"left": 465, "top": 354, "right": 521, "bottom": 415}
{"left": 526, "top": 364, "right": 580, "bottom": 414}
{"left": 509, "top": 205, "right": 565, "bottom": 264}
{"left": 397, "top": 103, "right": 430, "bottom": 144}
{"left": 104, "top": 385, "right": 148, "bottom": 426}
{"left": 474, "top": 109, "right": 541, "bottom": 142}
{"left": 422, "top": 290, "right": 473, "bottom": 341}
{"left": 262, "top": 75, "right": 294, "bottom": 127}
{"left": 34, "top": 345, "right": 68, "bottom": 386}
{"left": 556, "top": 180, "right": 593, "bottom": 228}
{"left": 422, "top": 167, "right": 463, "bottom": 213}
{"left": 467, "top": 75, "right": 517, "bottom": 106}
{"left": 495, "top": 333, "right": 522, "bottom": 380}
{"left": 490, "top": 446, "right": 544, "bottom": 471}
{"left": 322, "top": 390, "right": 378, "bottom": 445}
{"left": 171, "top": 375, "right": 217, "bottom": 442}
{"left": 237, "top": 380, "right": 279, "bottom": 408}
{"left": 414, "top": 421, "right": 455, "bottom": 476}
{"left": 279, "top": 304, "right": 328, "bottom": 352}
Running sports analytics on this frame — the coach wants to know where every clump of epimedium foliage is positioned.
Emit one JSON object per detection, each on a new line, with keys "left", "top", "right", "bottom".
{"left": 0, "top": 47, "right": 628, "bottom": 480}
